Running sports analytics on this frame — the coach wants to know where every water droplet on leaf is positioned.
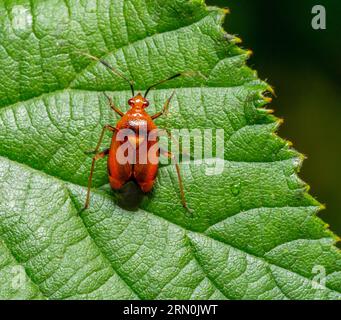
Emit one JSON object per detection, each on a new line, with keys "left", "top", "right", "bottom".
{"left": 231, "top": 182, "right": 241, "bottom": 196}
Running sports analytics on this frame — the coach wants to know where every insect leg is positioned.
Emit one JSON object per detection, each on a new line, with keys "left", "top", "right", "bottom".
{"left": 160, "top": 147, "right": 191, "bottom": 214}
{"left": 84, "top": 149, "right": 109, "bottom": 209}
{"left": 103, "top": 92, "right": 124, "bottom": 117}
{"left": 84, "top": 124, "right": 116, "bottom": 209}
{"left": 85, "top": 124, "right": 116, "bottom": 155}
{"left": 151, "top": 90, "right": 175, "bottom": 119}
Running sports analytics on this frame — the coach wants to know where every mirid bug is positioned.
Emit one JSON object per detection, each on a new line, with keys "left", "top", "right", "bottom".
{"left": 82, "top": 53, "right": 189, "bottom": 212}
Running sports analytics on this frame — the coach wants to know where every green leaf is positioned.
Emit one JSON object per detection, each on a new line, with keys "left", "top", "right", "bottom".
{"left": 0, "top": 0, "right": 340, "bottom": 300}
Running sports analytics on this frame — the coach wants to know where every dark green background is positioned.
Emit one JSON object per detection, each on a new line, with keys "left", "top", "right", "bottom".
{"left": 208, "top": 0, "right": 341, "bottom": 235}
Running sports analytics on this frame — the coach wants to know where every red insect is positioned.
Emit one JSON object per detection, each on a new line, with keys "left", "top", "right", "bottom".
{"left": 83, "top": 53, "right": 189, "bottom": 212}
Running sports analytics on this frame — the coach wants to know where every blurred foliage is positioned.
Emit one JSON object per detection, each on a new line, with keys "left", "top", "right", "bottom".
{"left": 207, "top": 0, "right": 341, "bottom": 235}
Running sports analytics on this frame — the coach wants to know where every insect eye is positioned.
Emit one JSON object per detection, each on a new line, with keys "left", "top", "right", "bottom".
{"left": 143, "top": 100, "right": 149, "bottom": 107}
{"left": 128, "top": 98, "right": 134, "bottom": 105}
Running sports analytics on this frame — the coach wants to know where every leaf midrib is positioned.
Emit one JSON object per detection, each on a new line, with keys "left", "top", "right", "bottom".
{"left": 0, "top": 79, "right": 257, "bottom": 112}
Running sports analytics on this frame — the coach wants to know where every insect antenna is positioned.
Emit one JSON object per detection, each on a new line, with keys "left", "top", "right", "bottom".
{"left": 78, "top": 51, "right": 135, "bottom": 96}
{"left": 144, "top": 73, "right": 182, "bottom": 98}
